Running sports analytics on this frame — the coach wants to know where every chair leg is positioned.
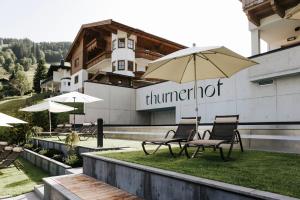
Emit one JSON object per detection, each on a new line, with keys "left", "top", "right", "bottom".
{"left": 184, "top": 144, "right": 191, "bottom": 158}
{"left": 191, "top": 146, "right": 201, "bottom": 158}
{"left": 141, "top": 142, "right": 150, "bottom": 155}
{"left": 178, "top": 142, "right": 182, "bottom": 149}
{"left": 227, "top": 142, "right": 234, "bottom": 160}
{"left": 219, "top": 147, "right": 226, "bottom": 161}
{"left": 167, "top": 144, "right": 175, "bottom": 157}
{"left": 237, "top": 132, "right": 244, "bottom": 152}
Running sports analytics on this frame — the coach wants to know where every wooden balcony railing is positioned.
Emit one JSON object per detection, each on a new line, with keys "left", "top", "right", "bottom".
{"left": 135, "top": 49, "right": 163, "bottom": 61}
{"left": 86, "top": 51, "right": 111, "bottom": 68}
{"left": 241, "top": 0, "right": 267, "bottom": 9}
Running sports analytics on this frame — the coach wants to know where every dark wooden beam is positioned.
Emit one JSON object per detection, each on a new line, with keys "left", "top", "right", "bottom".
{"left": 270, "top": 0, "right": 285, "bottom": 18}
{"left": 246, "top": 10, "right": 260, "bottom": 26}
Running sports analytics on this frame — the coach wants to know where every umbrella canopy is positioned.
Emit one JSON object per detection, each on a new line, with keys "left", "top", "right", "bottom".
{"left": 0, "top": 112, "right": 27, "bottom": 124}
{"left": 20, "top": 101, "right": 76, "bottom": 113}
{"left": 20, "top": 101, "right": 76, "bottom": 133}
{"left": 285, "top": 3, "right": 300, "bottom": 20}
{"left": 46, "top": 91, "right": 102, "bottom": 103}
{"left": 0, "top": 122, "right": 12, "bottom": 127}
{"left": 143, "top": 45, "right": 257, "bottom": 130}
{"left": 46, "top": 91, "right": 102, "bottom": 130}
{"left": 143, "top": 46, "right": 257, "bottom": 83}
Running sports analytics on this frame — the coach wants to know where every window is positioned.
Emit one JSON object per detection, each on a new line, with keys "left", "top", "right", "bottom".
{"left": 128, "top": 39, "right": 134, "bottom": 49}
{"left": 74, "top": 75, "right": 79, "bottom": 84}
{"left": 128, "top": 61, "right": 134, "bottom": 71}
{"left": 112, "top": 61, "right": 116, "bottom": 72}
{"left": 118, "top": 60, "right": 125, "bottom": 70}
{"left": 112, "top": 39, "right": 116, "bottom": 50}
{"left": 118, "top": 38, "right": 125, "bottom": 48}
{"left": 74, "top": 58, "right": 79, "bottom": 68}
{"left": 68, "top": 82, "right": 71, "bottom": 86}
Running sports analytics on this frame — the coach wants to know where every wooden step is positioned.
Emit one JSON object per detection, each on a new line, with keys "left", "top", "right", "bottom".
{"left": 43, "top": 174, "right": 142, "bottom": 200}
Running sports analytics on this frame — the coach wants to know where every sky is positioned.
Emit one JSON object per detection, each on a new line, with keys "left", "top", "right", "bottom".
{"left": 0, "top": 0, "right": 254, "bottom": 56}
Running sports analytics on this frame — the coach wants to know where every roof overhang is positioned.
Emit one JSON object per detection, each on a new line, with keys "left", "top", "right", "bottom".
{"left": 65, "top": 19, "right": 186, "bottom": 61}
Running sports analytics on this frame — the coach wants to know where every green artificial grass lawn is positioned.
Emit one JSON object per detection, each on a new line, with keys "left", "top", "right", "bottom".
{"left": 0, "top": 158, "right": 49, "bottom": 197}
{"left": 100, "top": 148, "right": 300, "bottom": 198}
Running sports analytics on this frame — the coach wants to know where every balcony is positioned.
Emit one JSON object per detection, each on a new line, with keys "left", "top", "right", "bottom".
{"left": 86, "top": 51, "right": 111, "bottom": 69}
{"left": 135, "top": 48, "right": 163, "bottom": 61}
{"left": 241, "top": 0, "right": 267, "bottom": 10}
{"left": 249, "top": 43, "right": 300, "bottom": 82}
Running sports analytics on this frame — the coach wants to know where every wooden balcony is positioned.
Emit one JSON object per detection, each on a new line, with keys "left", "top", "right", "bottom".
{"left": 241, "top": 0, "right": 299, "bottom": 26}
{"left": 135, "top": 48, "right": 163, "bottom": 61}
{"left": 86, "top": 51, "right": 111, "bottom": 69}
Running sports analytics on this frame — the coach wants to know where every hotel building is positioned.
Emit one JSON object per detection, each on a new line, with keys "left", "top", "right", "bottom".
{"left": 47, "top": 1, "right": 300, "bottom": 129}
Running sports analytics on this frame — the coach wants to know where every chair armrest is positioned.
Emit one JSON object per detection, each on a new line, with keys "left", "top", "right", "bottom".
{"left": 202, "top": 130, "right": 211, "bottom": 139}
{"left": 164, "top": 130, "right": 176, "bottom": 138}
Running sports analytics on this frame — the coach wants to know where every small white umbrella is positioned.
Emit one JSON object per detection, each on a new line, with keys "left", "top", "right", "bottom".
{"left": 20, "top": 101, "right": 76, "bottom": 133}
{"left": 143, "top": 45, "right": 257, "bottom": 131}
{"left": 285, "top": 3, "right": 300, "bottom": 20}
{"left": 0, "top": 122, "right": 12, "bottom": 127}
{"left": 46, "top": 91, "right": 102, "bottom": 129}
{"left": 0, "top": 112, "right": 27, "bottom": 124}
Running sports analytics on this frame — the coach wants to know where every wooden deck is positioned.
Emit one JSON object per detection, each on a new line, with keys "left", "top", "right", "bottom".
{"left": 55, "top": 174, "right": 142, "bottom": 200}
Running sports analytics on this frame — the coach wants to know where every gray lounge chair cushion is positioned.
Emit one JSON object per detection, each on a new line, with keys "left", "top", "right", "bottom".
{"left": 188, "top": 140, "right": 225, "bottom": 146}
{"left": 179, "top": 118, "right": 197, "bottom": 124}
{"left": 215, "top": 117, "right": 238, "bottom": 123}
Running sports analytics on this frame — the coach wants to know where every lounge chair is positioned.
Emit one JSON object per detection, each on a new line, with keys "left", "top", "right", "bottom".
{"left": 183, "top": 115, "right": 243, "bottom": 161}
{"left": 78, "top": 123, "right": 98, "bottom": 141}
{"left": 57, "top": 124, "right": 72, "bottom": 141}
{"left": 0, "top": 147, "right": 23, "bottom": 169}
{"left": 142, "top": 118, "right": 200, "bottom": 156}
{"left": 0, "top": 146, "right": 13, "bottom": 162}
{"left": 0, "top": 141, "right": 8, "bottom": 152}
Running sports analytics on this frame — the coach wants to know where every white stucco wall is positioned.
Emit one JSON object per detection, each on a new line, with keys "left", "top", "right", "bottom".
{"left": 71, "top": 69, "right": 88, "bottom": 91}
{"left": 83, "top": 82, "right": 150, "bottom": 124}
{"left": 136, "top": 46, "right": 300, "bottom": 123}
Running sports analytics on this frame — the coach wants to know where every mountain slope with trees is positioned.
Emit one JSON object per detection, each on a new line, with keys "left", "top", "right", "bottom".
{"left": 0, "top": 38, "right": 71, "bottom": 98}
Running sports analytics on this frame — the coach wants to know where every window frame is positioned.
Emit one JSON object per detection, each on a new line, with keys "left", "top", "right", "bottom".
{"left": 118, "top": 60, "right": 125, "bottom": 70}
{"left": 112, "top": 61, "right": 116, "bottom": 72}
{"left": 118, "top": 38, "right": 125, "bottom": 48}
{"left": 112, "top": 39, "right": 116, "bottom": 50}
{"left": 74, "top": 58, "right": 79, "bottom": 68}
{"left": 128, "top": 39, "right": 134, "bottom": 49}
{"left": 128, "top": 61, "right": 134, "bottom": 71}
{"left": 74, "top": 75, "right": 79, "bottom": 84}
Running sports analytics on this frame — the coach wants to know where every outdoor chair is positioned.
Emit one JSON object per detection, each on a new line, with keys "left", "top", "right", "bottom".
{"left": 0, "top": 147, "right": 23, "bottom": 170}
{"left": 183, "top": 115, "right": 243, "bottom": 161}
{"left": 0, "top": 146, "right": 13, "bottom": 162}
{"left": 141, "top": 118, "right": 200, "bottom": 156}
{"left": 57, "top": 124, "right": 73, "bottom": 141}
{"left": 78, "top": 123, "right": 97, "bottom": 141}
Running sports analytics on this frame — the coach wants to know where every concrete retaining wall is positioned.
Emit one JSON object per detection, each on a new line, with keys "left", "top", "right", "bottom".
{"left": 33, "top": 138, "right": 121, "bottom": 157}
{"left": 22, "top": 149, "right": 71, "bottom": 176}
{"left": 82, "top": 153, "right": 297, "bottom": 200}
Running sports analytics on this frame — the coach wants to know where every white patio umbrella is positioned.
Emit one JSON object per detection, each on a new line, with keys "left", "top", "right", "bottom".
{"left": 0, "top": 122, "right": 12, "bottom": 127}
{"left": 285, "top": 3, "right": 300, "bottom": 20}
{"left": 0, "top": 112, "right": 27, "bottom": 124}
{"left": 20, "top": 101, "right": 76, "bottom": 133}
{"left": 143, "top": 45, "right": 257, "bottom": 131}
{"left": 46, "top": 91, "right": 102, "bottom": 130}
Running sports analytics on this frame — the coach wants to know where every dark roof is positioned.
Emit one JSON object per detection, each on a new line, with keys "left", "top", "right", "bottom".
{"left": 66, "top": 19, "right": 186, "bottom": 61}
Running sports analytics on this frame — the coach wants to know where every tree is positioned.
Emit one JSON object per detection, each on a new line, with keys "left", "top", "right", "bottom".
{"left": 33, "top": 59, "right": 47, "bottom": 93}
{"left": 10, "top": 70, "right": 30, "bottom": 96}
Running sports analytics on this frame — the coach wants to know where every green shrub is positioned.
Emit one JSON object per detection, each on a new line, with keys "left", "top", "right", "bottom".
{"left": 24, "top": 143, "right": 34, "bottom": 150}
{"left": 38, "top": 149, "right": 48, "bottom": 155}
{"left": 65, "top": 154, "right": 82, "bottom": 167}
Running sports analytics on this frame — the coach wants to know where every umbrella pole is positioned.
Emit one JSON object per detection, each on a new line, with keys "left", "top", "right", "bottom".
{"left": 193, "top": 54, "right": 199, "bottom": 134}
{"left": 49, "top": 111, "right": 51, "bottom": 133}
